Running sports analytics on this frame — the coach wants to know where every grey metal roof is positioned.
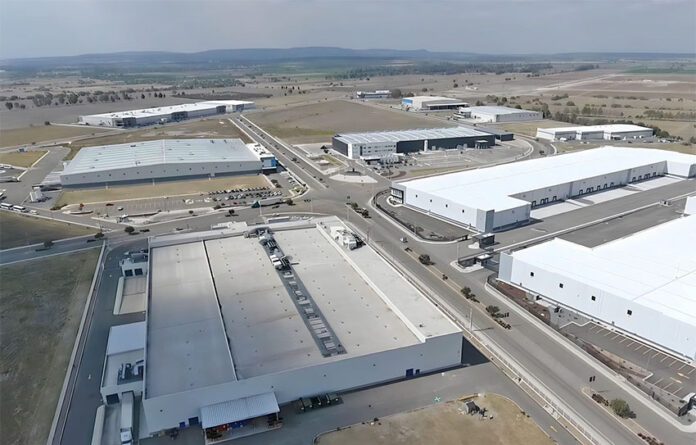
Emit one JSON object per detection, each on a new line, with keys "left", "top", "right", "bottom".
{"left": 64, "top": 138, "right": 254, "bottom": 175}
{"left": 334, "top": 127, "right": 491, "bottom": 145}
{"left": 200, "top": 392, "right": 279, "bottom": 428}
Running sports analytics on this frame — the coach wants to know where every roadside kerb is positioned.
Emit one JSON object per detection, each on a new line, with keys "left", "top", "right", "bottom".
{"left": 46, "top": 242, "right": 106, "bottom": 445}
{"left": 485, "top": 282, "right": 696, "bottom": 433}
{"left": 346, "top": 221, "right": 604, "bottom": 445}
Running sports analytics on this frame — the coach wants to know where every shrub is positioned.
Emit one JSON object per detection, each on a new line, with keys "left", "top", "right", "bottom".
{"left": 610, "top": 399, "right": 632, "bottom": 418}
{"left": 124, "top": 226, "right": 135, "bottom": 234}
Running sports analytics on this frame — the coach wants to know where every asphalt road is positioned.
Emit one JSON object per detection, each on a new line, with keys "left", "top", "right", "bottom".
{"left": 12, "top": 112, "right": 692, "bottom": 445}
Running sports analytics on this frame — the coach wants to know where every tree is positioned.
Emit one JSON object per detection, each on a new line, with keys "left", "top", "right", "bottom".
{"left": 5, "top": 102, "right": 13, "bottom": 110}
{"left": 188, "top": 210, "right": 194, "bottom": 215}
{"left": 94, "top": 232, "right": 104, "bottom": 239}
{"left": 227, "top": 209, "right": 235, "bottom": 215}
{"left": 391, "top": 89, "right": 402, "bottom": 99}
{"left": 285, "top": 198, "right": 294, "bottom": 205}
{"left": 43, "top": 240, "right": 54, "bottom": 249}
{"left": 418, "top": 254, "right": 431, "bottom": 265}
{"left": 461, "top": 287, "right": 471, "bottom": 297}
{"left": 124, "top": 226, "right": 135, "bottom": 234}
{"left": 486, "top": 305, "right": 500, "bottom": 316}
{"left": 610, "top": 399, "right": 632, "bottom": 418}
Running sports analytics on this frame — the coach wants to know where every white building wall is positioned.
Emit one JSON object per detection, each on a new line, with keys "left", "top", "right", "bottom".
{"left": 401, "top": 188, "right": 481, "bottom": 229}
{"left": 605, "top": 130, "right": 653, "bottom": 140}
{"left": 142, "top": 333, "right": 462, "bottom": 434}
{"left": 80, "top": 115, "right": 117, "bottom": 127}
{"left": 499, "top": 253, "right": 696, "bottom": 360}
{"left": 61, "top": 159, "right": 263, "bottom": 186}
{"left": 348, "top": 141, "right": 397, "bottom": 159}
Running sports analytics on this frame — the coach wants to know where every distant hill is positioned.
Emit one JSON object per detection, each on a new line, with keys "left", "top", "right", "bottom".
{"left": 2, "top": 47, "right": 693, "bottom": 69}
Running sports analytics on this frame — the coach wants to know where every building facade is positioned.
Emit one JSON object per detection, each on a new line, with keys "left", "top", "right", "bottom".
{"left": 457, "top": 106, "right": 543, "bottom": 123}
{"left": 391, "top": 146, "right": 696, "bottom": 232}
{"left": 60, "top": 139, "right": 275, "bottom": 187}
{"left": 499, "top": 203, "right": 696, "bottom": 361}
{"left": 332, "top": 127, "right": 496, "bottom": 159}
{"left": 79, "top": 100, "right": 254, "bottom": 127}
{"left": 536, "top": 124, "right": 654, "bottom": 141}
{"left": 401, "top": 96, "right": 469, "bottom": 111}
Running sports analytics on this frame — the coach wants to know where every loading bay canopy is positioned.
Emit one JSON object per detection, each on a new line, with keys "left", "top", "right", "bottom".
{"left": 200, "top": 392, "right": 279, "bottom": 429}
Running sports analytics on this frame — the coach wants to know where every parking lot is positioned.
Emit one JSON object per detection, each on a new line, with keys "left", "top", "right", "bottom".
{"left": 562, "top": 322, "right": 695, "bottom": 400}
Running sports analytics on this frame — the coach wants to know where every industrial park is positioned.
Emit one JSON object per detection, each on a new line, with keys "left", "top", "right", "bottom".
{"left": 1, "top": 3, "right": 696, "bottom": 445}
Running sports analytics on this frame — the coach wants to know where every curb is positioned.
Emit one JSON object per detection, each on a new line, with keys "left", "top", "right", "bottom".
{"left": 47, "top": 242, "right": 106, "bottom": 445}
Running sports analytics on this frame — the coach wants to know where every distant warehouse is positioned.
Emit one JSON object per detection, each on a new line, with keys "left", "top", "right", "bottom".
{"left": 456, "top": 106, "right": 543, "bottom": 123}
{"left": 79, "top": 100, "right": 254, "bottom": 128}
{"left": 536, "top": 124, "right": 653, "bottom": 141}
{"left": 60, "top": 139, "right": 275, "bottom": 187}
{"left": 332, "top": 127, "right": 496, "bottom": 159}
{"left": 356, "top": 90, "right": 391, "bottom": 99}
{"left": 391, "top": 146, "right": 696, "bottom": 232}
{"left": 401, "top": 96, "right": 469, "bottom": 111}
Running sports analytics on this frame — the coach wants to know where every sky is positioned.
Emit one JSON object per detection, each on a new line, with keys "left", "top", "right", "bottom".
{"left": 0, "top": 0, "right": 694, "bottom": 59}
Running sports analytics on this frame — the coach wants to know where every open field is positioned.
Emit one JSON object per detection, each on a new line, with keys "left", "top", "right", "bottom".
{"left": 64, "top": 117, "right": 252, "bottom": 159}
{"left": 56, "top": 173, "right": 272, "bottom": 206}
{"left": 249, "top": 99, "right": 453, "bottom": 143}
{"left": 0, "top": 248, "right": 100, "bottom": 445}
{"left": 315, "top": 393, "right": 554, "bottom": 445}
{"left": 0, "top": 150, "right": 46, "bottom": 167}
{"left": 0, "top": 125, "right": 110, "bottom": 148}
{"left": 0, "top": 211, "right": 95, "bottom": 249}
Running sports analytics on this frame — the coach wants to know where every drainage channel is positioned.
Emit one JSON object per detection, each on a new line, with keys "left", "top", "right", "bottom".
{"left": 256, "top": 230, "right": 346, "bottom": 357}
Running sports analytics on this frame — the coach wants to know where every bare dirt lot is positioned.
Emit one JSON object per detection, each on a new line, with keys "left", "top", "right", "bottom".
{"left": 315, "top": 393, "right": 554, "bottom": 445}
{"left": 56, "top": 173, "right": 272, "bottom": 206}
{"left": 0, "top": 248, "right": 100, "bottom": 445}
{"left": 64, "top": 118, "right": 252, "bottom": 159}
{"left": 0, "top": 150, "right": 46, "bottom": 167}
{"left": 0, "top": 125, "right": 110, "bottom": 148}
{"left": 0, "top": 211, "right": 95, "bottom": 249}
{"left": 249, "top": 99, "right": 452, "bottom": 143}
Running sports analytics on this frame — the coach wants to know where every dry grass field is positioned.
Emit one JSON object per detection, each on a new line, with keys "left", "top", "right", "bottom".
{"left": 0, "top": 150, "right": 47, "bottom": 168}
{"left": 315, "top": 394, "right": 554, "bottom": 445}
{"left": 0, "top": 248, "right": 100, "bottom": 445}
{"left": 65, "top": 118, "right": 252, "bottom": 159}
{"left": 0, "top": 125, "right": 110, "bottom": 148}
{"left": 0, "top": 211, "right": 95, "bottom": 249}
{"left": 56, "top": 173, "right": 271, "bottom": 205}
{"left": 249, "top": 99, "right": 452, "bottom": 143}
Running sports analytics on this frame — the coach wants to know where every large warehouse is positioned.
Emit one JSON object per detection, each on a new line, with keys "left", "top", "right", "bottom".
{"left": 401, "top": 96, "right": 469, "bottom": 111}
{"left": 332, "top": 127, "right": 496, "bottom": 159}
{"left": 457, "top": 106, "right": 543, "bottom": 123}
{"left": 391, "top": 146, "right": 696, "bottom": 232}
{"left": 103, "top": 217, "right": 462, "bottom": 441}
{"left": 79, "top": 100, "right": 254, "bottom": 127}
{"left": 536, "top": 124, "right": 653, "bottom": 141}
{"left": 60, "top": 139, "right": 276, "bottom": 187}
{"left": 499, "top": 200, "right": 696, "bottom": 361}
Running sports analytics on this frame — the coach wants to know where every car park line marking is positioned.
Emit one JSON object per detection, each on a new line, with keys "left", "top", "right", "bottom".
{"left": 668, "top": 360, "right": 677, "bottom": 367}
{"left": 677, "top": 372, "right": 690, "bottom": 379}
{"left": 660, "top": 356, "right": 669, "bottom": 363}
{"left": 677, "top": 364, "right": 685, "bottom": 371}
{"left": 642, "top": 349, "right": 650, "bottom": 355}
{"left": 669, "top": 377, "right": 683, "bottom": 384}
{"left": 687, "top": 368, "right": 695, "bottom": 375}
{"left": 625, "top": 341, "right": 634, "bottom": 347}
{"left": 663, "top": 382, "right": 675, "bottom": 391}
{"left": 651, "top": 352, "right": 660, "bottom": 359}
{"left": 618, "top": 337, "right": 627, "bottom": 344}
{"left": 634, "top": 344, "right": 643, "bottom": 351}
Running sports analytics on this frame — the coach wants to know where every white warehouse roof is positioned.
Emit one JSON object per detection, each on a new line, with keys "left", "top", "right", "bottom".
{"left": 83, "top": 100, "right": 253, "bottom": 120}
{"left": 63, "top": 138, "right": 256, "bottom": 175}
{"left": 505, "top": 214, "right": 696, "bottom": 328}
{"left": 334, "top": 127, "right": 491, "bottom": 145}
{"left": 396, "top": 146, "right": 696, "bottom": 211}
{"left": 539, "top": 124, "right": 652, "bottom": 135}
{"left": 464, "top": 106, "right": 537, "bottom": 115}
